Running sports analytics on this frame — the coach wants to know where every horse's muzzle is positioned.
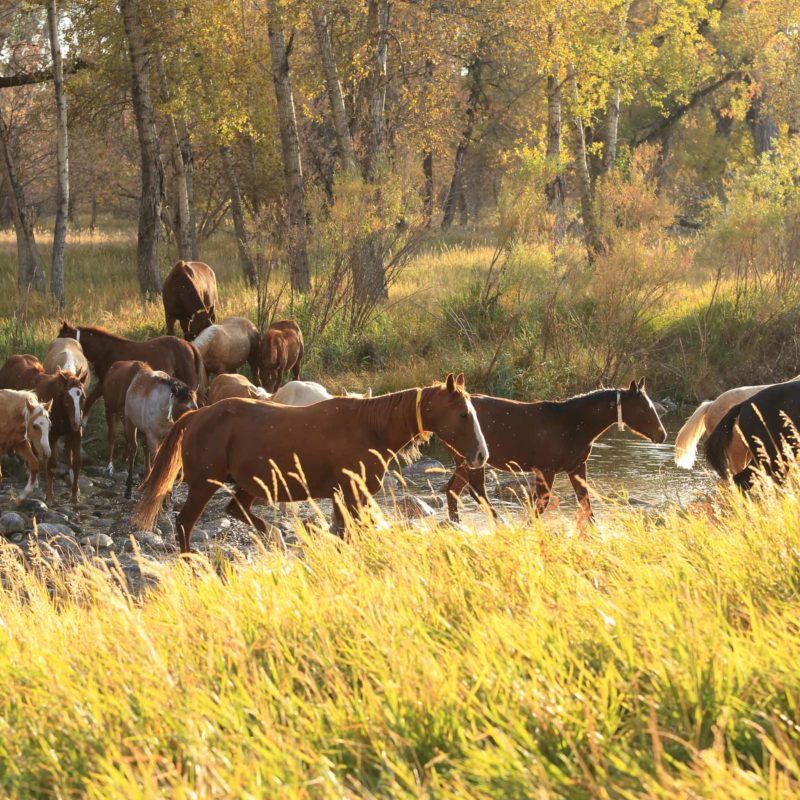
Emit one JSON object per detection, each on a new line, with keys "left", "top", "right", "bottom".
{"left": 468, "top": 448, "right": 489, "bottom": 469}
{"left": 653, "top": 429, "right": 667, "bottom": 444}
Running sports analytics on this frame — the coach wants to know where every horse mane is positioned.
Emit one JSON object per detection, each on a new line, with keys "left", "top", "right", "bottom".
{"left": 75, "top": 324, "right": 130, "bottom": 342}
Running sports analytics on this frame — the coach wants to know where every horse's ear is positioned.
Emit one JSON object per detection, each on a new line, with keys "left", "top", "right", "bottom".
{"left": 445, "top": 373, "right": 456, "bottom": 392}
{"left": 455, "top": 372, "right": 466, "bottom": 388}
{"left": 638, "top": 377, "right": 646, "bottom": 391}
{"left": 628, "top": 380, "right": 638, "bottom": 393}
{"left": 42, "top": 400, "right": 53, "bottom": 412}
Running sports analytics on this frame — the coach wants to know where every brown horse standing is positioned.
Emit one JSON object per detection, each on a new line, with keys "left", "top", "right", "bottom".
{"left": 57, "top": 322, "right": 208, "bottom": 413}
{"left": 134, "top": 374, "right": 488, "bottom": 552}
{"left": 162, "top": 260, "right": 218, "bottom": 339}
{"left": 98, "top": 360, "right": 147, "bottom": 475}
{"left": 256, "top": 320, "right": 303, "bottom": 391}
{"left": 445, "top": 379, "right": 667, "bottom": 523}
{"left": 0, "top": 355, "right": 87, "bottom": 503}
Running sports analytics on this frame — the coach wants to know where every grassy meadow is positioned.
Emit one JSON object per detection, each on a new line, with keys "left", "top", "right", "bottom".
{"left": 0, "top": 481, "right": 798, "bottom": 796}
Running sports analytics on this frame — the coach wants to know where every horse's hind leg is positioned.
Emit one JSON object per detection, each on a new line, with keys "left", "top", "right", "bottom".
{"left": 225, "top": 488, "right": 282, "bottom": 546}
{"left": 124, "top": 421, "right": 138, "bottom": 499}
{"left": 165, "top": 311, "right": 176, "bottom": 336}
{"left": 445, "top": 464, "right": 470, "bottom": 522}
{"left": 105, "top": 408, "right": 118, "bottom": 476}
{"left": 466, "top": 467, "right": 498, "bottom": 519}
{"left": 176, "top": 480, "right": 218, "bottom": 553}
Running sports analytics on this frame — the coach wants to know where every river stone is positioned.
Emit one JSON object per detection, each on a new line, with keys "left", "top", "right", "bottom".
{"left": 0, "top": 512, "right": 27, "bottom": 536}
{"left": 401, "top": 458, "right": 447, "bottom": 486}
{"left": 20, "top": 498, "right": 48, "bottom": 515}
{"left": 48, "top": 535, "right": 85, "bottom": 561}
{"left": 190, "top": 528, "right": 211, "bottom": 546}
{"left": 38, "top": 509, "right": 72, "bottom": 526}
{"left": 394, "top": 495, "right": 436, "bottom": 519}
{"left": 124, "top": 530, "right": 166, "bottom": 552}
{"left": 35, "top": 522, "right": 76, "bottom": 539}
{"left": 81, "top": 533, "right": 113, "bottom": 549}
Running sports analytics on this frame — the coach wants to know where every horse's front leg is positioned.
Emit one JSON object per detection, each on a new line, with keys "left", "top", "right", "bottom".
{"left": 445, "top": 462, "right": 470, "bottom": 523}
{"left": 15, "top": 443, "right": 40, "bottom": 502}
{"left": 70, "top": 432, "right": 82, "bottom": 503}
{"left": 124, "top": 421, "right": 138, "bottom": 500}
{"left": 466, "top": 466, "right": 498, "bottom": 519}
{"left": 568, "top": 462, "right": 592, "bottom": 527}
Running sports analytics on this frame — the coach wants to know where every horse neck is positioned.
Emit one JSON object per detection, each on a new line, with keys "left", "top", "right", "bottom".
{"left": 360, "top": 389, "right": 418, "bottom": 453}
{"left": 565, "top": 390, "right": 619, "bottom": 443}
{"left": 32, "top": 373, "right": 60, "bottom": 402}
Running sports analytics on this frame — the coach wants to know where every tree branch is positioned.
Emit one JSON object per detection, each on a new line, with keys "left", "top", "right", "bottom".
{"left": 0, "top": 57, "right": 90, "bottom": 90}
{"left": 631, "top": 70, "right": 740, "bottom": 147}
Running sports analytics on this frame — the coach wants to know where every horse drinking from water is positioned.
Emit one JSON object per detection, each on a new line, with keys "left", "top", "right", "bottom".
{"left": 123, "top": 365, "right": 198, "bottom": 498}
{"left": 444, "top": 379, "right": 667, "bottom": 523}
{"left": 256, "top": 320, "right": 303, "bottom": 391}
{"left": 0, "top": 390, "right": 51, "bottom": 502}
{"left": 191, "top": 316, "right": 259, "bottom": 377}
{"left": 675, "top": 373, "right": 800, "bottom": 472}
{"left": 57, "top": 322, "right": 207, "bottom": 413}
{"left": 162, "top": 260, "right": 218, "bottom": 339}
{"left": 0, "top": 355, "right": 87, "bottom": 502}
{"left": 134, "top": 373, "right": 488, "bottom": 553}
{"left": 207, "top": 374, "right": 271, "bottom": 404}
{"left": 705, "top": 380, "right": 800, "bottom": 490}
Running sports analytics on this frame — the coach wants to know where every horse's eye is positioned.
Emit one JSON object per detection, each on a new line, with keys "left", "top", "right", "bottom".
{"left": 460, "top": 412, "right": 469, "bottom": 419}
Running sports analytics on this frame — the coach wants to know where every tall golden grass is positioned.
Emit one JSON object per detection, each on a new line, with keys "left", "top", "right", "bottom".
{"left": 0, "top": 480, "right": 798, "bottom": 796}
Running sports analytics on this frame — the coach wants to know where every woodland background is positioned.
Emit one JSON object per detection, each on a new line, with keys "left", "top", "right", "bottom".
{"left": 1, "top": 0, "right": 800, "bottom": 400}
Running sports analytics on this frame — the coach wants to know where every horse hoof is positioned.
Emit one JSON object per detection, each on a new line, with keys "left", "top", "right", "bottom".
{"left": 104, "top": 464, "right": 114, "bottom": 478}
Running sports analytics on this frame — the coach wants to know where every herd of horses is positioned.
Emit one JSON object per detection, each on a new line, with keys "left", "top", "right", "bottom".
{"left": 0, "top": 257, "right": 798, "bottom": 553}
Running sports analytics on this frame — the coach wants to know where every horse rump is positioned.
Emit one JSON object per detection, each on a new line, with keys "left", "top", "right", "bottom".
{"left": 704, "top": 401, "right": 744, "bottom": 479}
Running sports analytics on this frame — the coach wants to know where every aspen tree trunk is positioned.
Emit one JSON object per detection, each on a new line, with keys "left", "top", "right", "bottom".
{"left": 569, "top": 65, "right": 602, "bottom": 263}
{"left": 545, "top": 68, "right": 565, "bottom": 240}
{"left": 119, "top": 0, "right": 164, "bottom": 298}
{"left": 442, "top": 59, "right": 481, "bottom": 232}
{"left": 220, "top": 145, "right": 257, "bottom": 287}
{"left": 0, "top": 111, "right": 45, "bottom": 293}
{"left": 47, "top": 0, "right": 68, "bottom": 309}
{"left": 364, "top": 0, "right": 390, "bottom": 180}
{"left": 422, "top": 150, "right": 433, "bottom": 225}
{"left": 267, "top": 0, "right": 311, "bottom": 293}
{"left": 311, "top": 7, "right": 357, "bottom": 173}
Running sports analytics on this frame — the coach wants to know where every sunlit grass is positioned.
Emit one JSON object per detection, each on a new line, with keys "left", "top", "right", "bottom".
{"left": 0, "top": 480, "right": 798, "bottom": 795}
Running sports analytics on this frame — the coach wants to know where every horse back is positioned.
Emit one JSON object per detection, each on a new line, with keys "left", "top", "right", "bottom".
{"left": 163, "top": 260, "right": 217, "bottom": 313}
{"left": 738, "top": 381, "right": 800, "bottom": 458}
{"left": 0, "top": 354, "right": 44, "bottom": 391}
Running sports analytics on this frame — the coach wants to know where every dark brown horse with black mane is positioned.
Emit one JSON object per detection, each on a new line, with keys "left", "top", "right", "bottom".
{"left": 57, "top": 322, "right": 208, "bottom": 413}
{"left": 445, "top": 379, "right": 667, "bottom": 522}
{"left": 705, "top": 380, "right": 800, "bottom": 490}
{"left": 0, "top": 354, "right": 87, "bottom": 503}
{"left": 134, "top": 373, "right": 488, "bottom": 552}
{"left": 162, "top": 260, "right": 218, "bottom": 339}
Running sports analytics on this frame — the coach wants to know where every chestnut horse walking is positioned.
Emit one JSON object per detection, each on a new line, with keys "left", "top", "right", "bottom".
{"left": 256, "top": 320, "right": 303, "bottom": 391}
{"left": 445, "top": 379, "right": 667, "bottom": 522}
{"left": 134, "top": 374, "right": 488, "bottom": 552}
{"left": 57, "top": 322, "right": 207, "bottom": 413}
{"left": 162, "top": 260, "right": 218, "bottom": 339}
{"left": 0, "top": 389, "right": 52, "bottom": 501}
{"left": 0, "top": 355, "right": 87, "bottom": 502}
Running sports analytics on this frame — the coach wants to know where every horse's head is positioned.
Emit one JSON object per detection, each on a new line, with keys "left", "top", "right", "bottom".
{"left": 423, "top": 373, "right": 488, "bottom": 469}
{"left": 57, "top": 320, "right": 78, "bottom": 340}
{"left": 619, "top": 378, "right": 667, "bottom": 443}
{"left": 167, "top": 379, "right": 198, "bottom": 421}
{"left": 187, "top": 309, "right": 213, "bottom": 341}
{"left": 25, "top": 398, "right": 52, "bottom": 461}
{"left": 55, "top": 369, "right": 86, "bottom": 433}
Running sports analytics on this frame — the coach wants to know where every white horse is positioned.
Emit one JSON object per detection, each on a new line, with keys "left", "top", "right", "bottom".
{"left": 192, "top": 316, "right": 259, "bottom": 377}
{"left": 675, "top": 374, "right": 800, "bottom": 469}
{"left": 271, "top": 380, "right": 372, "bottom": 406}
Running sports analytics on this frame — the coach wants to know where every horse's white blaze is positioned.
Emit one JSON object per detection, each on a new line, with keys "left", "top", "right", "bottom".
{"left": 34, "top": 414, "right": 52, "bottom": 459}
{"left": 466, "top": 397, "right": 489, "bottom": 465}
{"left": 643, "top": 389, "right": 667, "bottom": 439}
{"left": 68, "top": 387, "right": 83, "bottom": 428}
{"left": 75, "top": 329, "right": 80, "bottom": 343}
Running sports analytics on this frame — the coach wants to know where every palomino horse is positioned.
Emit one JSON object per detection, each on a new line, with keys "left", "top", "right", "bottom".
{"left": 191, "top": 316, "right": 259, "bottom": 376}
{"left": 208, "top": 374, "right": 271, "bottom": 404}
{"left": 43, "top": 338, "right": 91, "bottom": 390}
{"left": 706, "top": 380, "right": 800, "bottom": 490}
{"left": 444, "top": 379, "right": 667, "bottom": 523}
{"left": 674, "top": 374, "right": 800, "bottom": 472}
{"left": 123, "top": 366, "right": 198, "bottom": 498}
{"left": 0, "top": 355, "right": 87, "bottom": 502}
{"left": 162, "top": 260, "right": 218, "bottom": 339}
{"left": 0, "top": 389, "right": 52, "bottom": 501}
{"left": 256, "top": 320, "right": 303, "bottom": 391}
{"left": 271, "top": 380, "right": 372, "bottom": 406}
{"left": 57, "top": 322, "right": 207, "bottom": 413}
{"left": 99, "top": 360, "right": 147, "bottom": 476}
{"left": 134, "top": 373, "right": 488, "bottom": 553}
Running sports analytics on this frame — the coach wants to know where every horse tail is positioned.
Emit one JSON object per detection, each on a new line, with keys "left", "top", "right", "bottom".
{"left": 191, "top": 345, "right": 209, "bottom": 404}
{"left": 704, "top": 402, "right": 744, "bottom": 479}
{"left": 270, "top": 331, "right": 280, "bottom": 366}
{"left": 674, "top": 400, "right": 712, "bottom": 469}
{"left": 133, "top": 411, "right": 194, "bottom": 531}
